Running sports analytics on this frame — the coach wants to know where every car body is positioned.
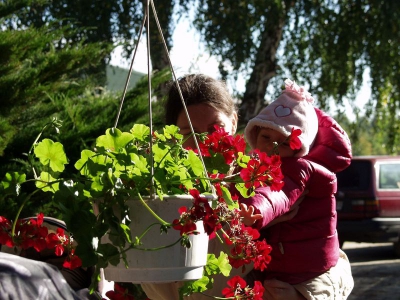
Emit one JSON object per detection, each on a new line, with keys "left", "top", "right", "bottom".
{"left": 336, "top": 156, "right": 400, "bottom": 249}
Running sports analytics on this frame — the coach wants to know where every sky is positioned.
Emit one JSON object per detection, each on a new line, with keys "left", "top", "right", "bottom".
{"left": 110, "top": 17, "right": 218, "bottom": 79}
{"left": 110, "top": 16, "right": 247, "bottom": 94}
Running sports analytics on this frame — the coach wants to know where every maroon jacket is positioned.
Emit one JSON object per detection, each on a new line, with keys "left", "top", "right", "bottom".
{"left": 241, "top": 108, "right": 352, "bottom": 284}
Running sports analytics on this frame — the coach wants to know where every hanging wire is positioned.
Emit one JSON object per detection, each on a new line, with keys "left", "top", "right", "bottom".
{"left": 112, "top": 0, "right": 216, "bottom": 198}
{"left": 146, "top": 0, "right": 155, "bottom": 197}
{"left": 150, "top": 0, "right": 216, "bottom": 197}
{"left": 113, "top": 10, "right": 147, "bottom": 129}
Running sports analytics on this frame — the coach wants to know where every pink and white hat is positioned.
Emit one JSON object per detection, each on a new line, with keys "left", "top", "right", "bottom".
{"left": 245, "top": 79, "right": 318, "bottom": 157}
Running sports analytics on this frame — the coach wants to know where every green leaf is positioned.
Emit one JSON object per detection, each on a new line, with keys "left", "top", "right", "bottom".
{"left": 120, "top": 223, "right": 132, "bottom": 244}
{"left": 163, "top": 124, "right": 182, "bottom": 140}
{"left": 74, "top": 149, "right": 96, "bottom": 173}
{"left": 235, "top": 182, "right": 255, "bottom": 198}
{"left": 187, "top": 150, "right": 204, "bottom": 176}
{"left": 1, "top": 172, "right": 26, "bottom": 195}
{"left": 153, "top": 143, "right": 170, "bottom": 168}
{"left": 129, "top": 153, "right": 149, "bottom": 173}
{"left": 34, "top": 139, "right": 68, "bottom": 172}
{"left": 98, "top": 243, "right": 121, "bottom": 266}
{"left": 36, "top": 171, "right": 59, "bottom": 192}
{"left": 203, "top": 252, "right": 232, "bottom": 277}
{"left": 130, "top": 124, "right": 150, "bottom": 141}
{"left": 75, "top": 241, "right": 98, "bottom": 268}
{"left": 177, "top": 252, "right": 232, "bottom": 297}
{"left": 216, "top": 252, "right": 232, "bottom": 276}
{"left": 96, "top": 128, "right": 134, "bottom": 152}
{"left": 179, "top": 275, "right": 211, "bottom": 297}
{"left": 221, "top": 185, "right": 239, "bottom": 209}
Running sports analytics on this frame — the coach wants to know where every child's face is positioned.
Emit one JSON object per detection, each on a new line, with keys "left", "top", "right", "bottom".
{"left": 255, "top": 128, "right": 296, "bottom": 158}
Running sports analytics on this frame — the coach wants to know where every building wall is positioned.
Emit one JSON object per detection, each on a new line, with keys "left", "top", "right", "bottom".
{"left": 106, "top": 65, "right": 145, "bottom": 92}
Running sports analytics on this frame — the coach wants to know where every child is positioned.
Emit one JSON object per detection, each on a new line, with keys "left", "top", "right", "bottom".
{"left": 240, "top": 79, "right": 354, "bottom": 299}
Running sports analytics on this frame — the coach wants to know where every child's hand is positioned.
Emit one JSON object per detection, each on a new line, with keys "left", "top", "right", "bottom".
{"left": 239, "top": 203, "right": 263, "bottom": 226}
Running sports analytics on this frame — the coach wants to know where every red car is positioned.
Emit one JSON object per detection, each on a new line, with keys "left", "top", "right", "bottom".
{"left": 336, "top": 156, "right": 400, "bottom": 254}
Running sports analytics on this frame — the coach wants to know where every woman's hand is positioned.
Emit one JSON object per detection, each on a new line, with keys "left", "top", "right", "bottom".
{"left": 263, "top": 279, "right": 306, "bottom": 300}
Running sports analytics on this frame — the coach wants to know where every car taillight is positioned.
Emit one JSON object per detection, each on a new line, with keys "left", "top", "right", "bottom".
{"left": 351, "top": 199, "right": 380, "bottom": 217}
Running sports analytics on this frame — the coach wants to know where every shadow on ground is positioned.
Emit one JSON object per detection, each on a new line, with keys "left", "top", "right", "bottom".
{"left": 343, "top": 243, "right": 400, "bottom": 300}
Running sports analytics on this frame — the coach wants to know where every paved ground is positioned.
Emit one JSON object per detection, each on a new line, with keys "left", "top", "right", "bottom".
{"left": 343, "top": 242, "right": 400, "bottom": 300}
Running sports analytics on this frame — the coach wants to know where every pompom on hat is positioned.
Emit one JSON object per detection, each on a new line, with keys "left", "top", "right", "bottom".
{"left": 245, "top": 79, "right": 318, "bottom": 157}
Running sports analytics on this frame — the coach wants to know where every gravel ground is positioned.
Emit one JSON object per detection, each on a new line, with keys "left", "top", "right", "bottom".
{"left": 343, "top": 242, "right": 400, "bottom": 300}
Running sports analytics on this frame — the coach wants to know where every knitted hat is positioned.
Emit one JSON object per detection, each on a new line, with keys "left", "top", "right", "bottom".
{"left": 245, "top": 79, "right": 318, "bottom": 157}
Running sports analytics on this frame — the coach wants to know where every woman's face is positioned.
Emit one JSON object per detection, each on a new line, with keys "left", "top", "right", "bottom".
{"left": 255, "top": 127, "right": 296, "bottom": 158}
{"left": 176, "top": 103, "right": 238, "bottom": 148}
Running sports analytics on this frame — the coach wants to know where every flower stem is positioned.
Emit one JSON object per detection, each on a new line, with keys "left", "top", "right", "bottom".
{"left": 11, "top": 189, "right": 39, "bottom": 237}
{"left": 137, "top": 194, "right": 169, "bottom": 225}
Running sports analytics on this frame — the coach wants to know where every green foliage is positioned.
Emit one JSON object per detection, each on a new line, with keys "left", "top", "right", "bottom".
{"left": 0, "top": 0, "right": 114, "bottom": 156}
{"left": 0, "top": 25, "right": 111, "bottom": 113}
{"left": 334, "top": 112, "right": 399, "bottom": 155}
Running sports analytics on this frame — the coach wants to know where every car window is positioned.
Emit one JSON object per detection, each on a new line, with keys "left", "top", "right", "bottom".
{"left": 337, "top": 160, "right": 371, "bottom": 191}
{"left": 379, "top": 163, "right": 400, "bottom": 189}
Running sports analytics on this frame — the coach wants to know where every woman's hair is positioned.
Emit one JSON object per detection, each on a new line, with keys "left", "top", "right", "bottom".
{"left": 165, "top": 74, "right": 237, "bottom": 125}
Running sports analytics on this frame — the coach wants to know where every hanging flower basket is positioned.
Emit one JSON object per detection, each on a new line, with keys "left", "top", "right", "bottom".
{"left": 102, "top": 195, "right": 211, "bottom": 283}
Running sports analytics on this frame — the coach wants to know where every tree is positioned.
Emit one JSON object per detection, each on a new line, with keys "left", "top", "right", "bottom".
{"left": 0, "top": 0, "right": 113, "bottom": 155}
{"left": 184, "top": 0, "right": 400, "bottom": 153}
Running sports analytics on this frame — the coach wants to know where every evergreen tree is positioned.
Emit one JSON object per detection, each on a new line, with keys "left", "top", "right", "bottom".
{"left": 0, "top": 1, "right": 113, "bottom": 156}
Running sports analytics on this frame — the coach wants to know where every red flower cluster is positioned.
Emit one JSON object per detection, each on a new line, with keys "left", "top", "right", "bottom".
{"left": 223, "top": 220, "right": 272, "bottom": 272}
{"left": 172, "top": 191, "right": 271, "bottom": 299}
{"left": 196, "top": 126, "right": 247, "bottom": 165}
{"left": 104, "top": 283, "right": 137, "bottom": 300}
{"left": 222, "top": 276, "right": 264, "bottom": 300}
{"left": 0, "top": 213, "right": 81, "bottom": 269}
{"left": 173, "top": 189, "right": 221, "bottom": 236}
{"left": 240, "top": 149, "right": 284, "bottom": 193}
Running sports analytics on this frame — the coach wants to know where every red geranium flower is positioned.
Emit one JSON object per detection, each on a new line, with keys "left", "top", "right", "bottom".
{"left": 63, "top": 249, "right": 82, "bottom": 269}
{"left": 222, "top": 276, "right": 247, "bottom": 298}
{"left": 105, "top": 283, "right": 136, "bottom": 300}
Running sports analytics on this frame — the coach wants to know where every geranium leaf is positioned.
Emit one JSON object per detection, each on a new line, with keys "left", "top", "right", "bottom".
{"left": 36, "top": 171, "right": 59, "bottom": 192}
{"left": 34, "top": 139, "right": 67, "bottom": 172}
{"left": 96, "top": 128, "right": 134, "bottom": 152}
{"left": 153, "top": 144, "right": 170, "bottom": 168}
{"left": 204, "top": 252, "right": 232, "bottom": 277}
{"left": 120, "top": 223, "right": 131, "bottom": 244}
{"left": 163, "top": 124, "right": 182, "bottom": 140}
{"left": 221, "top": 185, "right": 238, "bottom": 209}
{"left": 75, "top": 149, "right": 96, "bottom": 173}
{"left": 235, "top": 182, "right": 255, "bottom": 198}
{"left": 97, "top": 243, "right": 120, "bottom": 266}
{"left": 216, "top": 252, "right": 232, "bottom": 276}
{"left": 179, "top": 275, "right": 211, "bottom": 296}
{"left": 1, "top": 172, "right": 26, "bottom": 195}
{"left": 130, "top": 124, "right": 150, "bottom": 141}
{"left": 187, "top": 151, "right": 203, "bottom": 176}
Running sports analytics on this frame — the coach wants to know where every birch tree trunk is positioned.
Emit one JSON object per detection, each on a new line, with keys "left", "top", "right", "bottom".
{"left": 239, "top": 9, "right": 287, "bottom": 124}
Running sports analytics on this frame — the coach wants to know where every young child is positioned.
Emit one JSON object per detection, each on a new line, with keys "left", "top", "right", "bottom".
{"left": 240, "top": 79, "right": 354, "bottom": 299}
